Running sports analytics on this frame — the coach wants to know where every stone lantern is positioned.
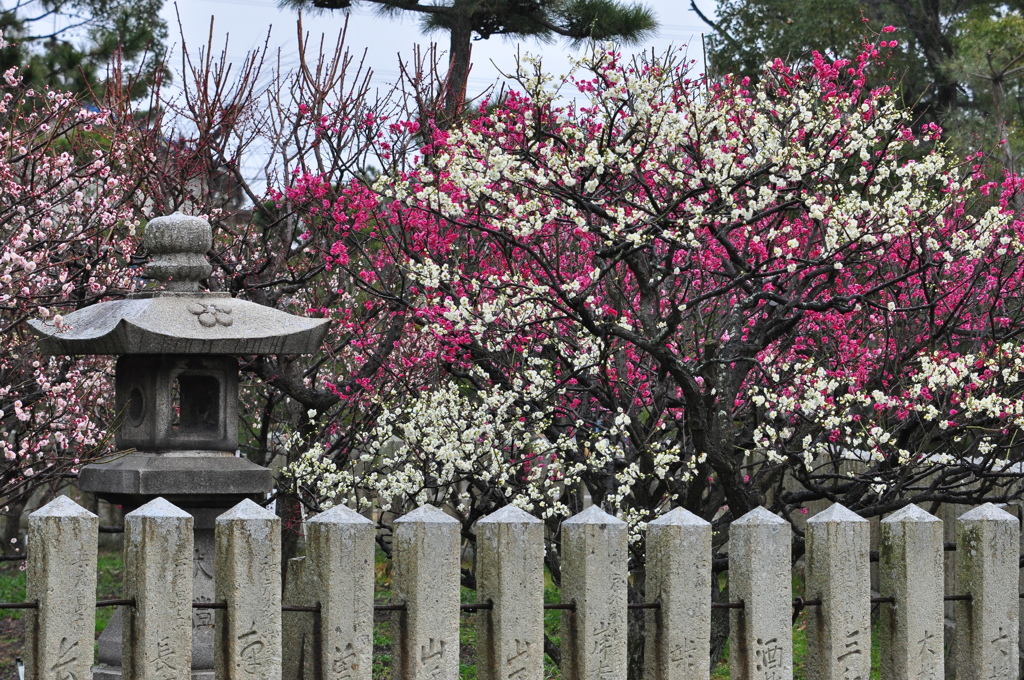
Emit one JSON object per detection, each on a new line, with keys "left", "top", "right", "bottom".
{"left": 29, "top": 213, "right": 330, "bottom": 680}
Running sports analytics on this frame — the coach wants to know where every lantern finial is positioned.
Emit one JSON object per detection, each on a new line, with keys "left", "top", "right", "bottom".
{"left": 143, "top": 212, "right": 213, "bottom": 291}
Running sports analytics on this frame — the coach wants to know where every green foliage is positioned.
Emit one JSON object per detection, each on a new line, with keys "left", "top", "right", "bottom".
{"left": 701, "top": 0, "right": 1024, "bottom": 172}
{"left": 945, "top": 8, "right": 1024, "bottom": 164}
{"left": 286, "top": 0, "right": 656, "bottom": 44}
{"left": 0, "top": 0, "right": 168, "bottom": 99}
{"left": 95, "top": 551, "right": 124, "bottom": 635}
{"left": 0, "top": 560, "right": 25, "bottom": 622}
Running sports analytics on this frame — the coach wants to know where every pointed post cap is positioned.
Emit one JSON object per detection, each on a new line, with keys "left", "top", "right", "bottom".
{"left": 806, "top": 502, "right": 866, "bottom": 524}
{"left": 648, "top": 506, "right": 709, "bottom": 527}
{"left": 958, "top": 502, "right": 1018, "bottom": 523}
{"left": 307, "top": 503, "right": 373, "bottom": 526}
{"left": 30, "top": 495, "right": 96, "bottom": 519}
{"left": 217, "top": 498, "right": 279, "bottom": 522}
{"left": 395, "top": 504, "right": 459, "bottom": 524}
{"left": 881, "top": 503, "right": 940, "bottom": 524}
{"left": 477, "top": 504, "right": 541, "bottom": 525}
{"left": 126, "top": 496, "right": 192, "bottom": 519}
{"left": 562, "top": 504, "right": 625, "bottom": 526}
{"left": 733, "top": 505, "right": 787, "bottom": 525}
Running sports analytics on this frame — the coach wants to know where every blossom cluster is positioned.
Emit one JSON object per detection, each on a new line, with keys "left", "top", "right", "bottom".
{"left": 0, "top": 36, "right": 147, "bottom": 504}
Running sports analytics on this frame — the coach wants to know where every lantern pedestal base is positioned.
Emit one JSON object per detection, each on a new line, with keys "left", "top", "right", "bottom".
{"left": 82, "top": 456, "right": 274, "bottom": 680}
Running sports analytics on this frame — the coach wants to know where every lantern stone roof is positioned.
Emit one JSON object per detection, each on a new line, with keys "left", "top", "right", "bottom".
{"left": 29, "top": 213, "right": 330, "bottom": 355}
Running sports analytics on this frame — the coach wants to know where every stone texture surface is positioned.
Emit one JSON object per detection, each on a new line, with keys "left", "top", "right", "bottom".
{"left": 144, "top": 213, "right": 213, "bottom": 291}
{"left": 123, "top": 498, "right": 194, "bottom": 680}
{"left": 476, "top": 505, "right": 544, "bottom": 680}
{"left": 805, "top": 503, "right": 870, "bottom": 680}
{"left": 306, "top": 504, "right": 375, "bottom": 680}
{"left": 954, "top": 503, "right": 1019, "bottom": 680}
{"left": 29, "top": 293, "right": 330, "bottom": 356}
{"left": 729, "top": 506, "right": 792, "bottom": 680}
{"left": 392, "top": 505, "right": 461, "bottom": 680}
{"left": 25, "top": 496, "right": 98, "bottom": 680}
{"left": 560, "top": 505, "right": 628, "bottom": 680}
{"left": 644, "top": 507, "right": 711, "bottom": 680}
{"left": 79, "top": 453, "right": 273, "bottom": 503}
{"left": 215, "top": 499, "right": 281, "bottom": 680}
{"left": 879, "top": 504, "right": 944, "bottom": 680}
{"left": 113, "top": 354, "right": 239, "bottom": 454}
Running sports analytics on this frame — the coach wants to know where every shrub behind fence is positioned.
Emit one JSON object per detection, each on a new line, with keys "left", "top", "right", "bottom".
{"left": 20, "top": 495, "right": 1022, "bottom": 679}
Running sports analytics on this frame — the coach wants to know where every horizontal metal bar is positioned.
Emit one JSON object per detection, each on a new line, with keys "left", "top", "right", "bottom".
{"left": 460, "top": 602, "right": 493, "bottom": 612}
{"left": 374, "top": 603, "right": 407, "bottom": 612}
{"left": 282, "top": 604, "right": 321, "bottom": 613}
{"left": 0, "top": 592, "right": 980, "bottom": 613}
{"left": 543, "top": 603, "right": 576, "bottom": 611}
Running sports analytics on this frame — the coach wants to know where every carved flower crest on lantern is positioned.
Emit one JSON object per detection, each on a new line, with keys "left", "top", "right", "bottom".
{"left": 188, "top": 302, "right": 233, "bottom": 328}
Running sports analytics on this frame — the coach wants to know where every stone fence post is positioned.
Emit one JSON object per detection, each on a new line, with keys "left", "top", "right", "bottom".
{"left": 25, "top": 496, "right": 98, "bottom": 680}
{"left": 730, "top": 506, "right": 792, "bottom": 680}
{"left": 476, "top": 505, "right": 545, "bottom": 680}
{"left": 805, "top": 503, "right": 870, "bottom": 680}
{"left": 392, "top": 505, "right": 461, "bottom": 680}
{"left": 560, "top": 505, "right": 628, "bottom": 680}
{"left": 123, "top": 497, "right": 194, "bottom": 680}
{"left": 955, "top": 503, "right": 1019, "bottom": 680}
{"left": 306, "top": 504, "right": 375, "bottom": 680}
{"left": 215, "top": 498, "right": 282, "bottom": 680}
{"left": 644, "top": 507, "right": 711, "bottom": 680}
{"left": 879, "top": 504, "right": 944, "bottom": 680}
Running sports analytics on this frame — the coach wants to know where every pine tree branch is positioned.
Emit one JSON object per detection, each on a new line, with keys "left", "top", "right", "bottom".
{"left": 688, "top": 0, "right": 740, "bottom": 50}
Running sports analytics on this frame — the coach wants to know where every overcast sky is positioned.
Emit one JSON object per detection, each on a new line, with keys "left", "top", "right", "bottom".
{"left": 159, "top": 0, "right": 714, "bottom": 97}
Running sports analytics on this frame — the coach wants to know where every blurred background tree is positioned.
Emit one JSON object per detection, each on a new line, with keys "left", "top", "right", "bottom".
{"left": 694, "top": 0, "right": 1024, "bottom": 176}
{"left": 0, "top": 0, "right": 168, "bottom": 98}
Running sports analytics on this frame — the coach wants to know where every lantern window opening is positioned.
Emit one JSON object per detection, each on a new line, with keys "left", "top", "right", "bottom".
{"left": 169, "top": 373, "right": 221, "bottom": 435}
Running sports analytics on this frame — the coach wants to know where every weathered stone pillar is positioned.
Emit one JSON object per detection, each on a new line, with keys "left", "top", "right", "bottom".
{"left": 644, "top": 507, "right": 711, "bottom": 680}
{"left": 476, "top": 505, "right": 544, "bottom": 680}
{"left": 805, "top": 503, "right": 870, "bottom": 680}
{"left": 560, "top": 505, "right": 628, "bottom": 680}
{"left": 123, "top": 497, "right": 194, "bottom": 680}
{"left": 306, "top": 504, "right": 375, "bottom": 680}
{"left": 392, "top": 505, "right": 461, "bottom": 680}
{"left": 954, "top": 503, "right": 1019, "bottom": 680}
{"left": 25, "top": 496, "right": 98, "bottom": 680}
{"left": 214, "top": 499, "right": 281, "bottom": 680}
{"left": 879, "top": 504, "right": 944, "bottom": 680}
{"left": 729, "top": 506, "right": 792, "bottom": 680}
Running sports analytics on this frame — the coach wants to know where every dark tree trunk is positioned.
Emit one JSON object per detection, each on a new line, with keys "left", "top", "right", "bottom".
{"left": 888, "top": 0, "right": 958, "bottom": 117}
{"left": 277, "top": 489, "right": 304, "bottom": 586}
{"left": 443, "top": 15, "right": 474, "bottom": 125}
